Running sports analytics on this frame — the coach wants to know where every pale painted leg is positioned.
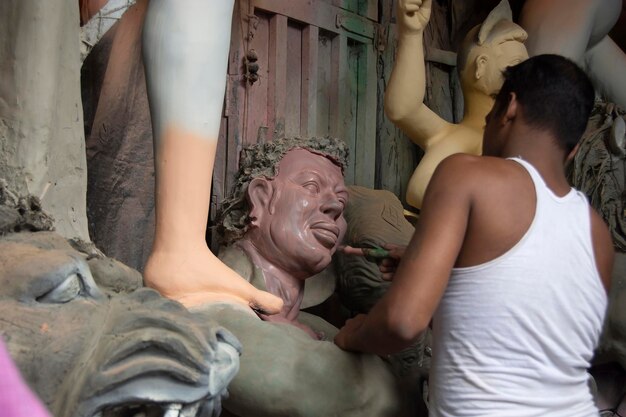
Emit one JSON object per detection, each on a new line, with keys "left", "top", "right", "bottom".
{"left": 142, "top": 0, "right": 282, "bottom": 313}
{"left": 585, "top": 36, "right": 626, "bottom": 109}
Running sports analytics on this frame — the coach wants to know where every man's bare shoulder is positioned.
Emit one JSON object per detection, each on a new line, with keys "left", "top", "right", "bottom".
{"left": 429, "top": 155, "right": 531, "bottom": 216}
{"left": 433, "top": 154, "right": 519, "bottom": 185}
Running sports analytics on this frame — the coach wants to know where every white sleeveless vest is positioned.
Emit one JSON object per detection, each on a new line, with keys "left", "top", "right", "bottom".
{"left": 429, "top": 157, "right": 607, "bottom": 417}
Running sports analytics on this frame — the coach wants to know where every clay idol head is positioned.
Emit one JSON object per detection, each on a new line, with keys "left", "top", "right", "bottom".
{"left": 457, "top": 0, "right": 528, "bottom": 96}
{"left": 219, "top": 137, "right": 349, "bottom": 278}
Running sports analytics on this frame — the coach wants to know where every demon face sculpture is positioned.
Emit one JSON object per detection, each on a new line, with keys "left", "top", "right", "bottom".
{"left": 0, "top": 232, "right": 240, "bottom": 417}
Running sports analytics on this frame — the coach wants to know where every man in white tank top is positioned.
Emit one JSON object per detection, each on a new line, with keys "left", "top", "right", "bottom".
{"left": 335, "top": 54, "right": 615, "bottom": 416}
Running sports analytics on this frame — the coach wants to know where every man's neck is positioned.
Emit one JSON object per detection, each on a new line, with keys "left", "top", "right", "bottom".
{"left": 235, "top": 239, "right": 304, "bottom": 321}
{"left": 501, "top": 128, "right": 571, "bottom": 196}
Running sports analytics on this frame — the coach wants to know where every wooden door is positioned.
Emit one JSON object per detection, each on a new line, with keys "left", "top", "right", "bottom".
{"left": 211, "top": 0, "right": 379, "bottom": 232}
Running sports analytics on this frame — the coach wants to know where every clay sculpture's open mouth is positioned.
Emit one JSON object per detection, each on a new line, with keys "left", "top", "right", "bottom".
{"left": 71, "top": 291, "right": 242, "bottom": 417}
{"left": 86, "top": 337, "right": 239, "bottom": 417}
{"left": 96, "top": 397, "right": 222, "bottom": 417}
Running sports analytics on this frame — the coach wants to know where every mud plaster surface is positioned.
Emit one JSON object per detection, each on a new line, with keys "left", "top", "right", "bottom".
{"left": 0, "top": 0, "right": 89, "bottom": 240}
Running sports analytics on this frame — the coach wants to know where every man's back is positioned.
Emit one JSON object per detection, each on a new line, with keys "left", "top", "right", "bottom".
{"left": 430, "top": 155, "right": 609, "bottom": 416}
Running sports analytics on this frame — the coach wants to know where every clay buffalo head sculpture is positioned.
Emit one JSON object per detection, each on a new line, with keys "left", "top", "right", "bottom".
{"left": 0, "top": 232, "right": 240, "bottom": 417}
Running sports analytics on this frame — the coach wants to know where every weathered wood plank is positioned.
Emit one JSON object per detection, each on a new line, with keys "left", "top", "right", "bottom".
{"left": 330, "top": 0, "right": 378, "bottom": 21}
{"left": 253, "top": 0, "right": 375, "bottom": 41}
{"left": 424, "top": 0, "right": 454, "bottom": 123}
{"left": 354, "top": 42, "right": 377, "bottom": 188}
{"left": 316, "top": 31, "right": 334, "bottom": 136}
{"left": 330, "top": 34, "right": 351, "bottom": 178}
{"left": 285, "top": 22, "right": 302, "bottom": 137}
{"left": 301, "top": 25, "right": 319, "bottom": 137}
{"left": 375, "top": 1, "right": 420, "bottom": 204}
{"left": 343, "top": 41, "right": 360, "bottom": 185}
{"left": 211, "top": 1, "right": 248, "bottom": 250}
{"left": 267, "top": 13, "right": 288, "bottom": 140}
{"left": 245, "top": 11, "right": 270, "bottom": 144}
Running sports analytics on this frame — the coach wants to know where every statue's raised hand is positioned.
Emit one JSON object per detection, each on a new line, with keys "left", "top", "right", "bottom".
{"left": 398, "top": 0, "right": 432, "bottom": 34}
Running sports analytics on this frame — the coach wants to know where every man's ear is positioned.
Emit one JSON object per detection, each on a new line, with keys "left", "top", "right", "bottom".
{"left": 475, "top": 54, "right": 488, "bottom": 80}
{"left": 248, "top": 178, "right": 274, "bottom": 227}
{"left": 566, "top": 142, "right": 581, "bottom": 163}
{"left": 503, "top": 92, "right": 518, "bottom": 124}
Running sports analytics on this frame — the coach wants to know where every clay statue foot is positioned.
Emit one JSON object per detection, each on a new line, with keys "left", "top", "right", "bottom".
{"left": 144, "top": 246, "right": 283, "bottom": 314}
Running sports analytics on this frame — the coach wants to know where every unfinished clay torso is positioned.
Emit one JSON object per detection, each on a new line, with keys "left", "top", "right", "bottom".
{"left": 409, "top": 124, "right": 483, "bottom": 208}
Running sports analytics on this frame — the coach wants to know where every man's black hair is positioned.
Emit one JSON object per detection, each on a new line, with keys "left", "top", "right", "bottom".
{"left": 493, "top": 54, "right": 595, "bottom": 153}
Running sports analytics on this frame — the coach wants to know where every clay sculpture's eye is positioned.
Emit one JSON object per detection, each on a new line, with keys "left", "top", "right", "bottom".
{"left": 37, "top": 273, "right": 83, "bottom": 304}
{"left": 303, "top": 181, "right": 320, "bottom": 193}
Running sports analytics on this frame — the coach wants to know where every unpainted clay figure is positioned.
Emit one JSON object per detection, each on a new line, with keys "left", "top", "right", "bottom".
{"left": 218, "top": 137, "right": 349, "bottom": 339}
{"left": 520, "top": 0, "right": 626, "bottom": 109}
{"left": 141, "top": 0, "right": 282, "bottom": 314}
{"left": 385, "top": 0, "right": 527, "bottom": 208}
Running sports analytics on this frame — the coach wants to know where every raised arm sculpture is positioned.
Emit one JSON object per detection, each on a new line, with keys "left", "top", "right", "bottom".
{"left": 385, "top": 0, "right": 527, "bottom": 208}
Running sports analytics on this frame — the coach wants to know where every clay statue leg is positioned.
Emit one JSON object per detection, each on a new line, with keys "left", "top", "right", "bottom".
{"left": 585, "top": 36, "right": 626, "bottom": 109}
{"left": 520, "top": 0, "right": 626, "bottom": 109}
{"left": 142, "top": 0, "right": 282, "bottom": 313}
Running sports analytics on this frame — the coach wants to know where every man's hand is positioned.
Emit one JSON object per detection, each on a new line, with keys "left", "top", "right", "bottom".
{"left": 398, "top": 0, "right": 432, "bottom": 35}
{"left": 376, "top": 243, "right": 405, "bottom": 280}
{"left": 342, "top": 243, "right": 406, "bottom": 281}
{"left": 334, "top": 314, "right": 367, "bottom": 351}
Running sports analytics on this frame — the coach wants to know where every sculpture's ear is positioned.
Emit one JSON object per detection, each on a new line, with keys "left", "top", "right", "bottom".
{"left": 475, "top": 54, "right": 488, "bottom": 80}
{"left": 248, "top": 178, "right": 274, "bottom": 226}
{"left": 478, "top": 0, "right": 512, "bottom": 45}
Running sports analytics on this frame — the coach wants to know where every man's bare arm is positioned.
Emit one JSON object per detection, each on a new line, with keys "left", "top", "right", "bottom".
{"left": 384, "top": 0, "right": 450, "bottom": 147}
{"left": 335, "top": 155, "right": 474, "bottom": 355}
{"left": 590, "top": 208, "right": 615, "bottom": 293}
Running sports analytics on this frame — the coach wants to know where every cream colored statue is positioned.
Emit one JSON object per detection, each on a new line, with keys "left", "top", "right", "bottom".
{"left": 142, "top": 0, "right": 282, "bottom": 313}
{"left": 385, "top": 0, "right": 527, "bottom": 208}
{"left": 520, "top": 0, "right": 626, "bottom": 109}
